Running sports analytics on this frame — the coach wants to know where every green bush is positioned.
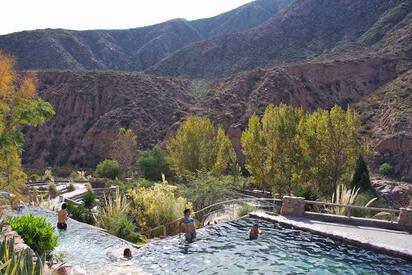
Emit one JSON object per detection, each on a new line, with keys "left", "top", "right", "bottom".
{"left": 28, "top": 173, "right": 41, "bottom": 182}
{"left": 237, "top": 203, "right": 256, "bottom": 218}
{"left": 178, "top": 172, "right": 234, "bottom": 210}
{"left": 48, "top": 182, "right": 58, "bottom": 198}
{"left": 121, "top": 178, "right": 154, "bottom": 193}
{"left": 292, "top": 185, "right": 319, "bottom": 201}
{"left": 82, "top": 192, "right": 96, "bottom": 209}
{"left": 66, "top": 203, "right": 85, "bottom": 222}
{"left": 95, "top": 159, "right": 122, "bottom": 180}
{"left": 138, "top": 145, "right": 172, "bottom": 181}
{"left": 67, "top": 183, "right": 76, "bottom": 192}
{"left": 379, "top": 162, "right": 393, "bottom": 176}
{"left": 0, "top": 237, "right": 44, "bottom": 274}
{"left": 351, "top": 155, "right": 372, "bottom": 192}
{"left": 7, "top": 214, "right": 57, "bottom": 257}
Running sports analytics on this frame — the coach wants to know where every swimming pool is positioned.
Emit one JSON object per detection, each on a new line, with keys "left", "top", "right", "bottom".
{"left": 11, "top": 208, "right": 412, "bottom": 274}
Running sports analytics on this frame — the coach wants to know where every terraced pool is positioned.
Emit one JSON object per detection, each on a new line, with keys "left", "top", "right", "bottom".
{"left": 13, "top": 208, "right": 412, "bottom": 274}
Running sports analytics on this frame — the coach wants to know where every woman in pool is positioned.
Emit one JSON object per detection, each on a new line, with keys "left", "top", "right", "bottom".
{"left": 179, "top": 208, "right": 196, "bottom": 242}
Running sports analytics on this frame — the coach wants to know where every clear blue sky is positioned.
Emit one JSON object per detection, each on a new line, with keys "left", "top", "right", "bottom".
{"left": 1, "top": 0, "right": 254, "bottom": 34}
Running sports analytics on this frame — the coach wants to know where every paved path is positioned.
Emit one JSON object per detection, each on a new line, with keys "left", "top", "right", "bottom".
{"left": 251, "top": 211, "right": 412, "bottom": 260}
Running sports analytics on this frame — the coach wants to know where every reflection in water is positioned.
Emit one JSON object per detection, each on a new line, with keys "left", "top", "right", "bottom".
{"left": 12, "top": 208, "right": 412, "bottom": 275}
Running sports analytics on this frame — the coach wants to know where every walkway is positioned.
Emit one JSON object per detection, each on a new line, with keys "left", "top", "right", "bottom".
{"left": 250, "top": 211, "right": 412, "bottom": 260}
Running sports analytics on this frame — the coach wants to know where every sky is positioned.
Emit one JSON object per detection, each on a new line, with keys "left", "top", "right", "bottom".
{"left": 0, "top": 0, "right": 254, "bottom": 35}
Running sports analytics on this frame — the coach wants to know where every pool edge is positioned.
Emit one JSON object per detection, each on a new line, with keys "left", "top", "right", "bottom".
{"left": 249, "top": 212, "right": 412, "bottom": 262}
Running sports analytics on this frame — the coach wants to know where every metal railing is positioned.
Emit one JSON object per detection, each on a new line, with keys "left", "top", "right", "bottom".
{"left": 141, "top": 197, "right": 282, "bottom": 238}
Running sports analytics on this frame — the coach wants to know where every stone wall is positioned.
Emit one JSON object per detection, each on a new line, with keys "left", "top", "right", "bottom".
{"left": 399, "top": 208, "right": 412, "bottom": 231}
{"left": 280, "top": 196, "right": 305, "bottom": 216}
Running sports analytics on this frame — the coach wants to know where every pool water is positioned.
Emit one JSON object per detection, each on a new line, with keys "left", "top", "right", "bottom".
{"left": 12, "top": 208, "right": 412, "bottom": 274}
{"left": 135, "top": 218, "right": 412, "bottom": 275}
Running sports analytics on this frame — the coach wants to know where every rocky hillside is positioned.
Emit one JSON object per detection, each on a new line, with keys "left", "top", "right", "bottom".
{"left": 150, "top": 0, "right": 412, "bottom": 78}
{"left": 23, "top": 71, "right": 194, "bottom": 168}
{"left": 356, "top": 68, "right": 412, "bottom": 182}
{"left": 23, "top": 56, "right": 410, "bottom": 170}
{"left": 0, "top": 0, "right": 292, "bottom": 71}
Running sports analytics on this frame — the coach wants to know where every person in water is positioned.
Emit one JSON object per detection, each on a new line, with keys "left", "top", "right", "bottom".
{"left": 249, "top": 224, "right": 260, "bottom": 240}
{"left": 179, "top": 208, "right": 196, "bottom": 242}
{"left": 57, "top": 203, "right": 69, "bottom": 230}
{"left": 123, "top": 248, "right": 132, "bottom": 259}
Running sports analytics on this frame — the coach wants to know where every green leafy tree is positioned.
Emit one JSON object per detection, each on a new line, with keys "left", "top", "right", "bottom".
{"left": 138, "top": 145, "right": 171, "bottom": 181}
{"left": 211, "top": 127, "right": 237, "bottom": 176}
{"left": 0, "top": 53, "right": 55, "bottom": 199}
{"left": 351, "top": 155, "right": 372, "bottom": 192}
{"left": 95, "top": 159, "right": 122, "bottom": 180}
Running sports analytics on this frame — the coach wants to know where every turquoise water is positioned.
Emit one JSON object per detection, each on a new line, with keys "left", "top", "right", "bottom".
{"left": 12, "top": 208, "right": 412, "bottom": 274}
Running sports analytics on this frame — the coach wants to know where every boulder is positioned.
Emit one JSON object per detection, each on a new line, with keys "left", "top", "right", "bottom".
{"left": 372, "top": 178, "right": 412, "bottom": 208}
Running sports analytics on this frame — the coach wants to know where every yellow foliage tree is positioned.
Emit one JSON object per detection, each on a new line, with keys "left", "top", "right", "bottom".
{"left": 167, "top": 116, "right": 237, "bottom": 178}
{"left": 0, "top": 53, "right": 55, "bottom": 199}
{"left": 110, "top": 128, "right": 137, "bottom": 176}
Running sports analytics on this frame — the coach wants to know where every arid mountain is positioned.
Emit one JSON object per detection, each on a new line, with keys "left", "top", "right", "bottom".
{"left": 10, "top": 0, "right": 412, "bottom": 183}
{"left": 0, "top": 0, "right": 292, "bottom": 71}
{"left": 150, "top": 0, "right": 412, "bottom": 78}
{"left": 356, "top": 68, "right": 412, "bottom": 182}
{"left": 23, "top": 71, "right": 194, "bottom": 168}
{"left": 23, "top": 56, "right": 411, "bottom": 171}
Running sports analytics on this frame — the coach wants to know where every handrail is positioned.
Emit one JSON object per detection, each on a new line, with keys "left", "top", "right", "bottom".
{"left": 141, "top": 197, "right": 281, "bottom": 236}
{"left": 304, "top": 200, "right": 400, "bottom": 213}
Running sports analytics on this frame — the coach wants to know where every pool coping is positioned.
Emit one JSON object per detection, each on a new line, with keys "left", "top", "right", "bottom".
{"left": 250, "top": 212, "right": 412, "bottom": 262}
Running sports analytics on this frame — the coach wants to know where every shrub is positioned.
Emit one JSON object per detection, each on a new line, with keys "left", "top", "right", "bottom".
{"left": 292, "top": 184, "right": 319, "bottom": 201}
{"left": 98, "top": 190, "right": 145, "bottom": 243}
{"left": 121, "top": 178, "right": 154, "bottom": 193}
{"left": 67, "top": 183, "right": 76, "bottom": 192}
{"left": 48, "top": 182, "right": 58, "bottom": 198}
{"left": 128, "top": 184, "right": 191, "bottom": 232}
{"left": 42, "top": 169, "right": 54, "bottom": 182}
{"left": 329, "top": 185, "right": 377, "bottom": 216}
{"left": 351, "top": 155, "right": 372, "bottom": 192}
{"left": 82, "top": 191, "right": 96, "bottom": 209}
{"left": 178, "top": 172, "right": 234, "bottom": 210}
{"left": 85, "top": 183, "right": 93, "bottom": 193}
{"left": 379, "top": 162, "right": 393, "bottom": 176}
{"left": 237, "top": 203, "right": 256, "bottom": 218}
{"left": 28, "top": 173, "right": 41, "bottom": 182}
{"left": 69, "top": 170, "right": 88, "bottom": 181}
{"left": 7, "top": 214, "right": 57, "bottom": 257}
{"left": 138, "top": 145, "right": 172, "bottom": 181}
{"left": 0, "top": 237, "right": 44, "bottom": 274}
{"left": 66, "top": 202, "right": 85, "bottom": 222}
{"left": 95, "top": 159, "right": 122, "bottom": 180}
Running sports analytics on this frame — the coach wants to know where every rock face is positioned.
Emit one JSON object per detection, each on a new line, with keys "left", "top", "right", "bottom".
{"left": 23, "top": 71, "right": 194, "bottom": 169}
{"left": 372, "top": 178, "right": 412, "bottom": 208}
{"left": 356, "top": 69, "right": 412, "bottom": 181}
{"left": 0, "top": 0, "right": 292, "bottom": 71}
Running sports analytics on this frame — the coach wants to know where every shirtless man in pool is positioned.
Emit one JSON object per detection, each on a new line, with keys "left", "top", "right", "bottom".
{"left": 57, "top": 203, "right": 69, "bottom": 230}
{"left": 179, "top": 208, "right": 196, "bottom": 242}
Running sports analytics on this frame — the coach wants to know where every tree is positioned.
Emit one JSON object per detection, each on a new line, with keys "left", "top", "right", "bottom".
{"left": 242, "top": 104, "right": 364, "bottom": 196}
{"left": 95, "top": 159, "right": 122, "bottom": 180}
{"left": 262, "top": 104, "right": 304, "bottom": 194}
{"left": 379, "top": 162, "right": 393, "bottom": 176}
{"left": 351, "top": 155, "right": 371, "bottom": 192}
{"left": 211, "top": 127, "right": 237, "bottom": 176}
{"left": 0, "top": 53, "right": 55, "bottom": 199}
{"left": 241, "top": 114, "right": 268, "bottom": 190}
{"left": 138, "top": 145, "right": 171, "bottom": 181}
{"left": 167, "top": 116, "right": 237, "bottom": 178}
{"left": 110, "top": 128, "right": 137, "bottom": 176}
